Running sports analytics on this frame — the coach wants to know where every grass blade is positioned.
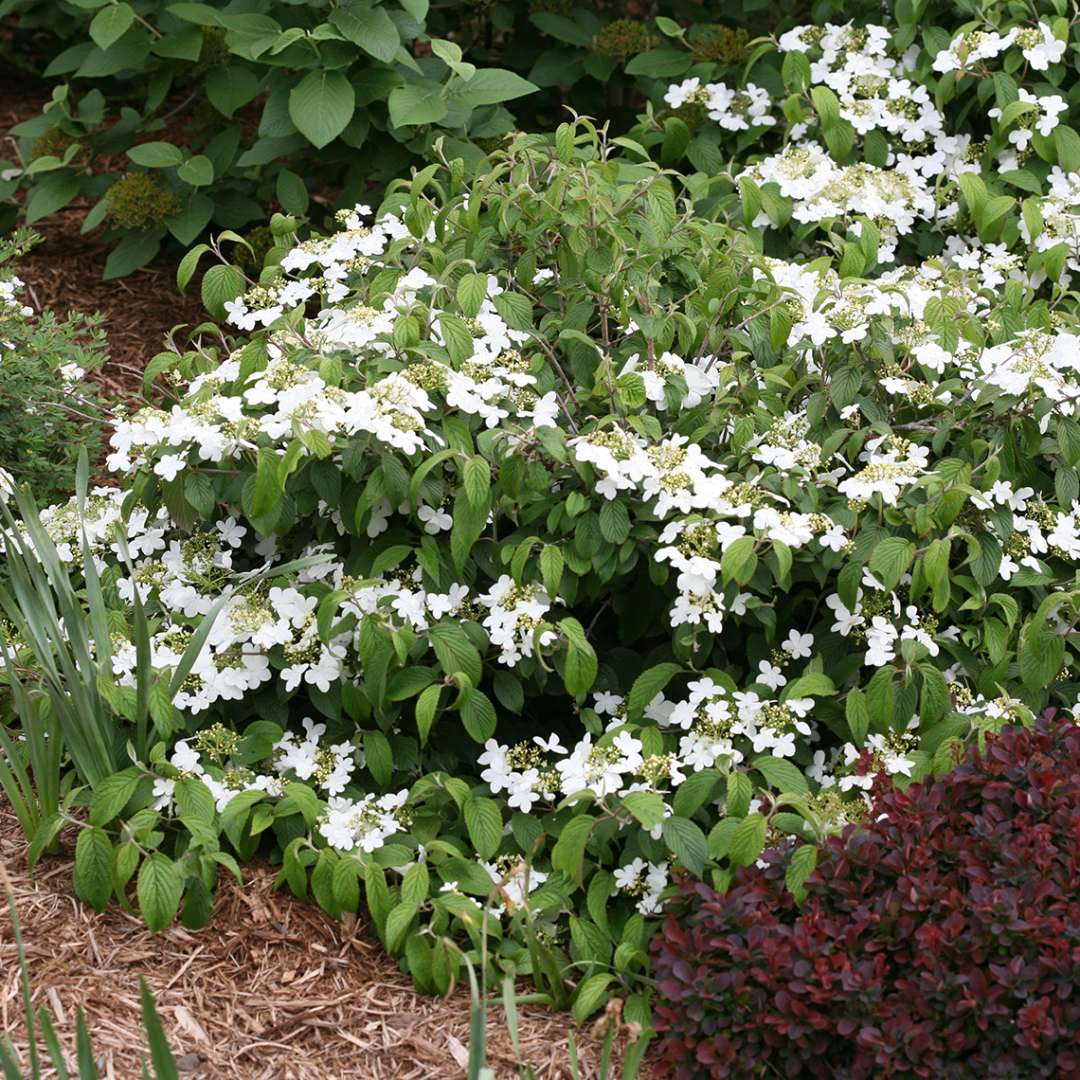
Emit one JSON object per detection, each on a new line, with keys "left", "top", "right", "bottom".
{"left": 139, "top": 977, "right": 177, "bottom": 1080}
{"left": 74, "top": 1008, "right": 99, "bottom": 1080}
{"left": 36, "top": 1008, "right": 71, "bottom": 1080}
{"left": 5, "top": 885, "right": 41, "bottom": 1078}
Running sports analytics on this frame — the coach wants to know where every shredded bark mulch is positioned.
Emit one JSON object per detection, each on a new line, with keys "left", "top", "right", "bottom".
{"left": 1, "top": 808, "right": 651, "bottom": 1079}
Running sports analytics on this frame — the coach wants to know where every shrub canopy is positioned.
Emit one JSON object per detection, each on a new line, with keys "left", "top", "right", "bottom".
{"left": 4, "top": 0, "right": 1080, "bottom": 1025}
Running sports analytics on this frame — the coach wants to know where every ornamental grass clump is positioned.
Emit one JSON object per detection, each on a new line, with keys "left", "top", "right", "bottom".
{"left": 650, "top": 715, "right": 1080, "bottom": 1079}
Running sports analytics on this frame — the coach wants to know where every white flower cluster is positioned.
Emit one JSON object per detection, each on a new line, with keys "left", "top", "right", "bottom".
{"left": 661, "top": 16, "right": 1077, "bottom": 288}
{"left": 0, "top": 273, "right": 33, "bottom": 319}
{"left": 664, "top": 77, "right": 775, "bottom": 131}
{"left": 106, "top": 210, "right": 545, "bottom": 483}
{"left": 152, "top": 717, "right": 360, "bottom": 814}
{"left": 933, "top": 24, "right": 1066, "bottom": 75}
{"left": 778, "top": 23, "right": 946, "bottom": 149}
{"left": 739, "top": 146, "right": 937, "bottom": 260}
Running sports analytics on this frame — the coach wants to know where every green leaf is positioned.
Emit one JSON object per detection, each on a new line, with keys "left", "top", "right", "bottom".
{"left": 726, "top": 771, "right": 752, "bottom": 817}
{"left": 137, "top": 852, "right": 183, "bottom": 932}
{"left": 252, "top": 446, "right": 283, "bottom": 520}
{"left": 560, "top": 617, "right": 596, "bottom": 697}
{"left": 846, "top": 688, "right": 870, "bottom": 746}
{"left": 89, "top": 769, "right": 140, "bottom": 826}
{"left": 439, "top": 312, "right": 474, "bottom": 363}
{"left": 572, "top": 973, "right": 613, "bottom": 1023}
{"left": 452, "top": 68, "right": 538, "bottom": 107}
{"left": 752, "top": 756, "right": 809, "bottom": 794}
{"left": 782, "top": 673, "right": 835, "bottom": 700}
{"left": 456, "top": 272, "right": 488, "bottom": 317}
{"left": 721, "top": 536, "right": 758, "bottom": 585}
{"left": 74, "top": 827, "right": 114, "bottom": 910}
{"left": 388, "top": 83, "right": 447, "bottom": 127}
{"left": 200, "top": 263, "right": 245, "bottom": 319}
{"left": 540, "top": 544, "right": 564, "bottom": 598}
{"left": 166, "top": 194, "right": 214, "bottom": 246}
{"left": 624, "top": 49, "right": 692, "bottom": 77}
{"left": 728, "top": 812, "right": 767, "bottom": 867}
{"left": 708, "top": 817, "right": 741, "bottom": 859}
{"left": 1019, "top": 625, "right": 1064, "bottom": 693}
{"left": 463, "top": 456, "right": 490, "bottom": 508}
{"left": 672, "top": 768, "right": 720, "bottom": 818}
{"left": 627, "top": 662, "right": 681, "bottom": 722}
{"left": 869, "top": 537, "right": 915, "bottom": 592}
{"left": 206, "top": 66, "right": 260, "bottom": 118}
{"left": 491, "top": 291, "right": 533, "bottom": 330}
{"left": 176, "top": 242, "right": 209, "bottom": 292}
{"left": 1056, "top": 125, "right": 1080, "bottom": 172}
{"left": 785, "top": 843, "right": 817, "bottom": 901}
{"left": 364, "top": 729, "right": 394, "bottom": 786}
{"left": 429, "top": 621, "right": 482, "bottom": 685}
{"left": 139, "top": 975, "right": 179, "bottom": 1079}
{"left": 177, "top": 154, "right": 213, "bottom": 187}
{"left": 328, "top": 4, "right": 400, "bottom": 63}
{"left": 401, "top": 862, "right": 430, "bottom": 910}
{"left": 415, "top": 683, "right": 441, "bottom": 744}
{"left": 127, "top": 141, "right": 184, "bottom": 168}
{"left": 104, "top": 231, "right": 161, "bottom": 280}
{"left": 25, "top": 170, "right": 80, "bottom": 224}
{"left": 276, "top": 168, "right": 309, "bottom": 215}
{"left": 622, "top": 790, "right": 665, "bottom": 830}
{"left": 598, "top": 500, "right": 630, "bottom": 544}
{"left": 464, "top": 795, "right": 503, "bottom": 859}
{"left": 289, "top": 70, "right": 355, "bottom": 149}
{"left": 662, "top": 816, "right": 707, "bottom": 875}
{"left": 460, "top": 688, "right": 497, "bottom": 743}
{"left": 385, "top": 899, "right": 417, "bottom": 954}
{"left": 89, "top": 3, "right": 134, "bottom": 49}
{"left": 810, "top": 85, "right": 840, "bottom": 128}
{"left": 552, "top": 814, "right": 594, "bottom": 884}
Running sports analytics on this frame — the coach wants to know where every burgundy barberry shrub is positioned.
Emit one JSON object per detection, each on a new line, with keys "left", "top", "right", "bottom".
{"left": 651, "top": 717, "right": 1080, "bottom": 1079}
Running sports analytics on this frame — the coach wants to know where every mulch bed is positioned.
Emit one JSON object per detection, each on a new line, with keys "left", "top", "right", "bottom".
{"left": 1, "top": 808, "right": 647, "bottom": 1079}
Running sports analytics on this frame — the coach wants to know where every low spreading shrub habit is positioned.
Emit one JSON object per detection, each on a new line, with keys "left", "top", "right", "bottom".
{"left": 651, "top": 715, "right": 1080, "bottom": 1079}
{"left": 3, "top": 0, "right": 1080, "bottom": 1027}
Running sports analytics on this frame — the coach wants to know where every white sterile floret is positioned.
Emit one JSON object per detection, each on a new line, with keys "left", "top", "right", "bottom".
{"left": 319, "top": 790, "right": 408, "bottom": 852}
{"left": 838, "top": 435, "right": 927, "bottom": 506}
{"left": 478, "top": 575, "right": 554, "bottom": 666}
{"left": 704, "top": 82, "right": 775, "bottom": 131}
{"left": 933, "top": 28, "right": 1016, "bottom": 73}
{"left": 989, "top": 90, "right": 1066, "bottom": 150}
{"left": 1016, "top": 23, "right": 1066, "bottom": 71}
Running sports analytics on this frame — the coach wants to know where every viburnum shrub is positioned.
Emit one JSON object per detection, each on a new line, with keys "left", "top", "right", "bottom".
{"left": 4, "top": 24, "right": 1080, "bottom": 1012}
{"left": 630, "top": 4, "right": 1080, "bottom": 279}
{"left": 650, "top": 714, "right": 1080, "bottom": 1079}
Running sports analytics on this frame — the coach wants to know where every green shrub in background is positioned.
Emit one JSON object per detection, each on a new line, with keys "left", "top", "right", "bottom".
{"left": 0, "top": 0, "right": 856, "bottom": 276}
{"left": 0, "top": 230, "right": 106, "bottom": 505}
